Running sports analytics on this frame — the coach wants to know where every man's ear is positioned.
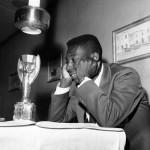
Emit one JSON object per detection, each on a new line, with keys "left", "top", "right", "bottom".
{"left": 90, "top": 52, "right": 99, "bottom": 61}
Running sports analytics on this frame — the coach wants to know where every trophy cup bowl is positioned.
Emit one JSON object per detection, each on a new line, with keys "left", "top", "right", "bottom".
{"left": 13, "top": 54, "right": 40, "bottom": 121}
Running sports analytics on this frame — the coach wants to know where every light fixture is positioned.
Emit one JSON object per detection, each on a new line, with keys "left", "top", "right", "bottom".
{"left": 14, "top": 0, "right": 50, "bottom": 35}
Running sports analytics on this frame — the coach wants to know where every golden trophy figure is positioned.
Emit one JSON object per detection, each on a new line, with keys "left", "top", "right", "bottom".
{"left": 13, "top": 54, "right": 40, "bottom": 121}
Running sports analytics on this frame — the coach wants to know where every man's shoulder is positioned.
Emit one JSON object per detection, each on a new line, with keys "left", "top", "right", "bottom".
{"left": 110, "top": 63, "right": 137, "bottom": 71}
{"left": 109, "top": 63, "right": 139, "bottom": 76}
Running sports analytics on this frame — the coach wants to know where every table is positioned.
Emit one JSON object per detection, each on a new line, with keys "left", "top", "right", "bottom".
{"left": 0, "top": 121, "right": 126, "bottom": 150}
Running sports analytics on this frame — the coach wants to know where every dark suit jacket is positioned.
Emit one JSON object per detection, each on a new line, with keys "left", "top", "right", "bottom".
{"left": 48, "top": 63, "right": 150, "bottom": 150}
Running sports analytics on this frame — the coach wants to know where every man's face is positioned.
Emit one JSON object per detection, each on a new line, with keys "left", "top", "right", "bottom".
{"left": 65, "top": 46, "right": 100, "bottom": 81}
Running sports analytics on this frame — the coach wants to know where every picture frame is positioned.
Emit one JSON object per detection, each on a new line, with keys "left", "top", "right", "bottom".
{"left": 112, "top": 15, "right": 150, "bottom": 64}
{"left": 8, "top": 72, "right": 21, "bottom": 92}
{"left": 47, "top": 54, "right": 62, "bottom": 83}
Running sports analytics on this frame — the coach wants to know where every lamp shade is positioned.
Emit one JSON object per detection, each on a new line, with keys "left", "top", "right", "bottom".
{"left": 15, "top": 6, "right": 50, "bottom": 35}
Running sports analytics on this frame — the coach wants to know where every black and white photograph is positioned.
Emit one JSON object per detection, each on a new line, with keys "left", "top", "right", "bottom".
{"left": 0, "top": 0, "right": 150, "bottom": 150}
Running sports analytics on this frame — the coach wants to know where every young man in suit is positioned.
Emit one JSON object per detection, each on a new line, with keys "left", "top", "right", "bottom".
{"left": 48, "top": 34, "right": 150, "bottom": 150}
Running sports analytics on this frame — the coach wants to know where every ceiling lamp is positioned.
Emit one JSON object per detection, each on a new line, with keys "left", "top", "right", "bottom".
{"left": 14, "top": 0, "right": 50, "bottom": 35}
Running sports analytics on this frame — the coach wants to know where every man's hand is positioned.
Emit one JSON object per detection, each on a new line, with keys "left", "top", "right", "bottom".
{"left": 62, "top": 64, "right": 71, "bottom": 79}
{"left": 60, "top": 64, "right": 72, "bottom": 88}
{"left": 76, "top": 58, "right": 93, "bottom": 84}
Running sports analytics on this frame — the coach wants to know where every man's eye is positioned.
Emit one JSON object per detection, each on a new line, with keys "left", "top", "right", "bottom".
{"left": 72, "top": 59, "right": 75, "bottom": 63}
{"left": 73, "top": 58, "right": 80, "bottom": 63}
{"left": 65, "top": 59, "right": 70, "bottom": 64}
{"left": 66, "top": 60, "right": 74, "bottom": 66}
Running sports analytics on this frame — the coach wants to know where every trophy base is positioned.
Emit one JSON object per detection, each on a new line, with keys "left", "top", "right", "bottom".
{"left": 13, "top": 102, "right": 36, "bottom": 121}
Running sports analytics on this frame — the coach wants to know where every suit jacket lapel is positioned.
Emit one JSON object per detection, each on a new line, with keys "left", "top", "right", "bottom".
{"left": 69, "top": 82, "right": 86, "bottom": 122}
{"left": 69, "top": 81, "right": 77, "bottom": 96}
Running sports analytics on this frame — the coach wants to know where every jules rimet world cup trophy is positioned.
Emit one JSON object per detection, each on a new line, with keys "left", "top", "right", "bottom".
{"left": 13, "top": 54, "right": 40, "bottom": 121}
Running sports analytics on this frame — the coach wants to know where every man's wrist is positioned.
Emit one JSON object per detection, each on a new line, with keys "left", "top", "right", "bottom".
{"left": 60, "top": 78, "right": 72, "bottom": 88}
{"left": 78, "top": 76, "right": 85, "bottom": 84}
{"left": 54, "top": 82, "right": 70, "bottom": 95}
{"left": 78, "top": 77, "right": 91, "bottom": 87}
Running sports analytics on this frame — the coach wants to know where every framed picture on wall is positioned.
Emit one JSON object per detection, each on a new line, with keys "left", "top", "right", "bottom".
{"left": 47, "top": 54, "right": 62, "bottom": 83}
{"left": 112, "top": 15, "right": 150, "bottom": 64}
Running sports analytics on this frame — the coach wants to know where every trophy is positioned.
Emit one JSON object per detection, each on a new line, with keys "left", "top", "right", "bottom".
{"left": 13, "top": 54, "right": 40, "bottom": 121}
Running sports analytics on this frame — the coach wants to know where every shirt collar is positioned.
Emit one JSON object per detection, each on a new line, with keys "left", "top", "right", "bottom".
{"left": 94, "top": 63, "right": 103, "bottom": 86}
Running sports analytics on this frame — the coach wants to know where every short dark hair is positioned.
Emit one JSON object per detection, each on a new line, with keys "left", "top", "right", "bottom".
{"left": 67, "top": 34, "right": 102, "bottom": 60}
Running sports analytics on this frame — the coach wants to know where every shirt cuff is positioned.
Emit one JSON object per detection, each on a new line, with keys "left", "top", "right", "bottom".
{"left": 78, "top": 77, "right": 91, "bottom": 88}
{"left": 54, "top": 82, "right": 70, "bottom": 95}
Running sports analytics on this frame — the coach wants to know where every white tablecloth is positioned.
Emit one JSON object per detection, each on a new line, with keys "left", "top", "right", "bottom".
{"left": 0, "top": 121, "right": 126, "bottom": 150}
